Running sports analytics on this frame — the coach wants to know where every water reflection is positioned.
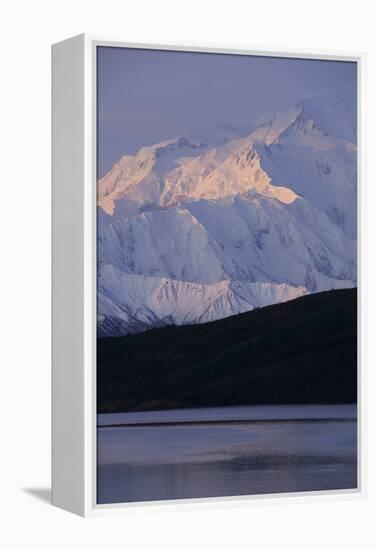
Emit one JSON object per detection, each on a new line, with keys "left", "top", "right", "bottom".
{"left": 97, "top": 405, "right": 357, "bottom": 504}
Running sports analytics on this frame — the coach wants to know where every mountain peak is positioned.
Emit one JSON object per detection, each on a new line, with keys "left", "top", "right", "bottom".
{"left": 138, "top": 134, "right": 205, "bottom": 160}
{"left": 296, "top": 87, "right": 356, "bottom": 141}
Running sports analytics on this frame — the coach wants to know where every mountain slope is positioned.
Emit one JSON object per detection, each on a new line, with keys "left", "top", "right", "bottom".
{"left": 97, "top": 288, "right": 357, "bottom": 413}
{"left": 97, "top": 264, "right": 307, "bottom": 337}
{"left": 98, "top": 194, "right": 354, "bottom": 287}
{"left": 257, "top": 109, "right": 357, "bottom": 238}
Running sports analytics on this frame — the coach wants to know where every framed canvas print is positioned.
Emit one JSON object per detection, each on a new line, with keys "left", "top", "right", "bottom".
{"left": 52, "top": 35, "right": 364, "bottom": 516}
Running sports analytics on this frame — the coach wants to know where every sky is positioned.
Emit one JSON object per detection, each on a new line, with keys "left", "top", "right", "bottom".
{"left": 97, "top": 46, "right": 356, "bottom": 177}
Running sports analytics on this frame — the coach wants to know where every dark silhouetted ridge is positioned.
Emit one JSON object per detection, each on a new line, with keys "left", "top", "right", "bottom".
{"left": 97, "top": 288, "right": 357, "bottom": 413}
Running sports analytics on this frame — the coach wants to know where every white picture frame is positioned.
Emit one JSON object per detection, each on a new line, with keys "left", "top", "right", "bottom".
{"left": 52, "top": 34, "right": 366, "bottom": 517}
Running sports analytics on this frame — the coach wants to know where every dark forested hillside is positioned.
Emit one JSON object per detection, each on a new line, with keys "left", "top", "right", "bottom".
{"left": 97, "top": 288, "right": 357, "bottom": 413}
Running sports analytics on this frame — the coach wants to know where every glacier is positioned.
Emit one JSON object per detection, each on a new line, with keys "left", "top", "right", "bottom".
{"left": 97, "top": 88, "right": 357, "bottom": 336}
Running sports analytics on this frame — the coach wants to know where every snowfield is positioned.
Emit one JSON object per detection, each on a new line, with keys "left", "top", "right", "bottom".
{"left": 97, "top": 88, "right": 357, "bottom": 336}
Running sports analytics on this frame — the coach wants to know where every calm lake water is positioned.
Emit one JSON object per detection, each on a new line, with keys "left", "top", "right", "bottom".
{"left": 97, "top": 405, "right": 357, "bottom": 504}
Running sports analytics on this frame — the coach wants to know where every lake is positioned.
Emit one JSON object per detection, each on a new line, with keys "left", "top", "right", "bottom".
{"left": 97, "top": 404, "right": 357, "bottom": 504}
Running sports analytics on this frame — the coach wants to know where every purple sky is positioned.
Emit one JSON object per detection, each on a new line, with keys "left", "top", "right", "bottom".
{"left": 97, "top": 46, "right": 356, "bottom": 178}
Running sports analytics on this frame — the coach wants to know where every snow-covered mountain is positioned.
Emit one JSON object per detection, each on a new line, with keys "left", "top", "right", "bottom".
{"left": 97, "top": 264, "right": 308, "bottom": 337}
{"left": 97, "top": 88, "right": 357, "bottom": 336}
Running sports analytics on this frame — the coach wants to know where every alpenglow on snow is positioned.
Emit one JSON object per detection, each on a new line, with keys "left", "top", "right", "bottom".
{"left": 97, "top": 89, "right": 357, "bottom": 337}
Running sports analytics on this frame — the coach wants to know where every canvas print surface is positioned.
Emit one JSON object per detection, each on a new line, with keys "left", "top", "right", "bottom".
{"left": 96, "top": 46, "right": 357, "bottom": 504}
